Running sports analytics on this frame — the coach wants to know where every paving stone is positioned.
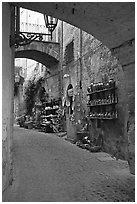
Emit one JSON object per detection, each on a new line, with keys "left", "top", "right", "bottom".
{"left": 3, "top": 127, "right": 135, "bottom": 202}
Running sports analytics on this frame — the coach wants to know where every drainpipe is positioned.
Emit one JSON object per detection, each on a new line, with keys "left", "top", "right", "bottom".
{"left": 10, "top": 4, "right": 15, "bottom": 134}
{"left": 79, "top": 29, "right": 83, "bottom": 108}
{"left": 61, "top": 21, "right": 64, "bottom": 98}
{"left": 79, "top": 29, "right": 82, "bottom": 89}
{"left": 59, "top": 21, "right": 63, "bottom": 99}
{"left": 75, "top": 29, "right": 83, "bottom": 131}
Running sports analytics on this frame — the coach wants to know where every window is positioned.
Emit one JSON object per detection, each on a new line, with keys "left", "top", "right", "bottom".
{"left": 64, "top": 40, "right": 74, "bottom": 65}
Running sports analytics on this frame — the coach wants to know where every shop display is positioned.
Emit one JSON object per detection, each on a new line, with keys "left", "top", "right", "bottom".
{"left": 30, "top": 98, "right": 63, "bottom": 132}
{"left": 87, "top": 79, "right": 115, "bottom": 93}
{"left": 87, "top": 80, "right": 118, "bottom": 120}
{"left": 40, "top": 98, "right": 62, "bottom": 133}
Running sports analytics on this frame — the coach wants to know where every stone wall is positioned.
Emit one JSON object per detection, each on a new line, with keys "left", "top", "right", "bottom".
{"left": 60, "top": 21, "right": 134, "bottom": 161}
{"left": 111, "top": 39, "right": 135, "bottom": 173}
{"left": 2, "top": 3, "right": 14, "bottom": 191}
{"left": 44, "top": 64, "right": 61, "bottom": 100}
{"left": 82, "top": 43, "right": 128, "bottom": 159}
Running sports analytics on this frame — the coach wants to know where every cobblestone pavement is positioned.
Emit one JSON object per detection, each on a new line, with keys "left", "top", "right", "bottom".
{"left": 3, "top": 126, "right": 135, "bottom": 202}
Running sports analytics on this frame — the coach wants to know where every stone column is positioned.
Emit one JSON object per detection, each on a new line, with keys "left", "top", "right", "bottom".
{"left": 2, "top": 3, "right": 15, "bottom": 191}
{"left": 111, "top": 38, "right": 135, "bottom": 174}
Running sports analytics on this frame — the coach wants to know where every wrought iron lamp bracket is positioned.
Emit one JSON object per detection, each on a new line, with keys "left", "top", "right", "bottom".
{"left": 10, "top": 5, "right": 54, "bottom": 48}
{"left": 10, "top": 31, "right": 52, "bottom": 48}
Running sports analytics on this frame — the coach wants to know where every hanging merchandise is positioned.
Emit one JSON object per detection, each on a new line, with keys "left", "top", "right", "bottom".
{"left": 67, "top": 88, "right": 73, "bottom": 97}
{"left": 62, "top": 96, "right": 66, "bottom": 107}
{"left": 77, "top": 119, "right": 81, "bottom": 124}
{"left": 72, "top": 96, "right": 75, "bottom": 111}
{"left": 70, "top": 114, "right": 75, "bottom": 123}
{"left": 66, "top": 99, "right": 70, "bottom": 107}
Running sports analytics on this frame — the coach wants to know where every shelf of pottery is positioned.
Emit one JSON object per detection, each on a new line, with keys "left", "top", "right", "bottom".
{"left": 87, "top": 79, "right": 118, "bottom": 120}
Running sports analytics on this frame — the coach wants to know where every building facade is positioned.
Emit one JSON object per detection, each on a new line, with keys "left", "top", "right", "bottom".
{"left": 14, "top": 17, "right": 135, "bottom": 166}
{"left": 57, "top": 21, "right": 134, "bottom": 163}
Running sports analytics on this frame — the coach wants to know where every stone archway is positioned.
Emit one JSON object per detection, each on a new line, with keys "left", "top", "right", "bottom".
{"left": 13, "top": 2, "right": 134, "bottom": 49}
{"left": 15, "top": 40, "right": 60, "bottom": 68}
{"left": 15, "top": 50, "right": 58, "bottom": 68}
{"left": 12, "top": 2, "right": 135, "bottom": 174}
{"left": 2, "top": 4, "right": 134, "bottom": 192}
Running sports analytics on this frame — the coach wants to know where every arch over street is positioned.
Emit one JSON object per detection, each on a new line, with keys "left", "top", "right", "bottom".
{"left": 11, "top": 2, "right": 135, "bottom": 174}
{"left": 15, "top": 50, "right": 58, "bottom": 68}
{"left": 2, "top": 3, "right": 135, "bottom": 192}
{"left": 15, "top": 41, "right": 60, "bottom": 68}
{"left": 13, "top": 2, "right": 134, "bottom": 51}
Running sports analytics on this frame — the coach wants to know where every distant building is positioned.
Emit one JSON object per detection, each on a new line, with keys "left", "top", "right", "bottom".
{"left": 14, "top": 66, "right": 25, "bottom": 120}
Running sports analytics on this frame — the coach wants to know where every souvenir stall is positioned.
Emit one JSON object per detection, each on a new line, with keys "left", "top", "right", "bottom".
{"left": 40, "top": 98, "right": 62, "bottom": 133}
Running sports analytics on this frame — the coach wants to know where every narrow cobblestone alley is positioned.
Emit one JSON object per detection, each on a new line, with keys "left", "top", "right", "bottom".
{"left": 3, "top": 126, "right": 135, "bottom": 202}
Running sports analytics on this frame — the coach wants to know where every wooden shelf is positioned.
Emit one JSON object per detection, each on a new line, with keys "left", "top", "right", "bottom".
{"left": 87, "top": 81, "right": 118, "bottom": 120}
{"left": 45, "top": 108, "right": 59, "bottom": 111}
{"left": 43, "top": 99, "right": 61, "bottom": 105}
{"left": 87, "top": 87, "right": 116, "bottom": 95}
{"left": 87, "top": 102, "right": 117, "bottom": 107}
{"left": 45, "top": 115, "right": 58, "bottom": 118}
{"left": 41, "top": 123, "right": 50, "bottom": 126}
{"left": 89, "top": 116, "right": 117, "bottom": 120}
{"left": 35, "top": 104, "right": 42, "bottom": 107}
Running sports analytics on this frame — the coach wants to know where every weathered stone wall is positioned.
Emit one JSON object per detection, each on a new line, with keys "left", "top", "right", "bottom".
{"left": 2, "top": 3, "right": 14, "bottom": 191}
{"left": 61, "top": 21, "right": 134, "bottom": 161}
{"left": 62, "top": 23, "right": 80, "bottom": 95}
{"left": 44, "top": 64, "right": 60, "bottom": 100}
{"left": 111, "top": 39, "right": 135, "bottom": 173}
{"left": 81, "top": 42, "right": 128, "bottom": 159}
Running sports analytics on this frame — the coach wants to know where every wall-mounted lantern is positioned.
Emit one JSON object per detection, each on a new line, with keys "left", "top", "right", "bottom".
{"left": 43, "top": 15, "right": 58, "bottom": 35}
{"left": 15, "top": 73, "right": 20, "bottom": 83}
{"left": 10, "top": 6, "right": 58, "bottom": 47}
